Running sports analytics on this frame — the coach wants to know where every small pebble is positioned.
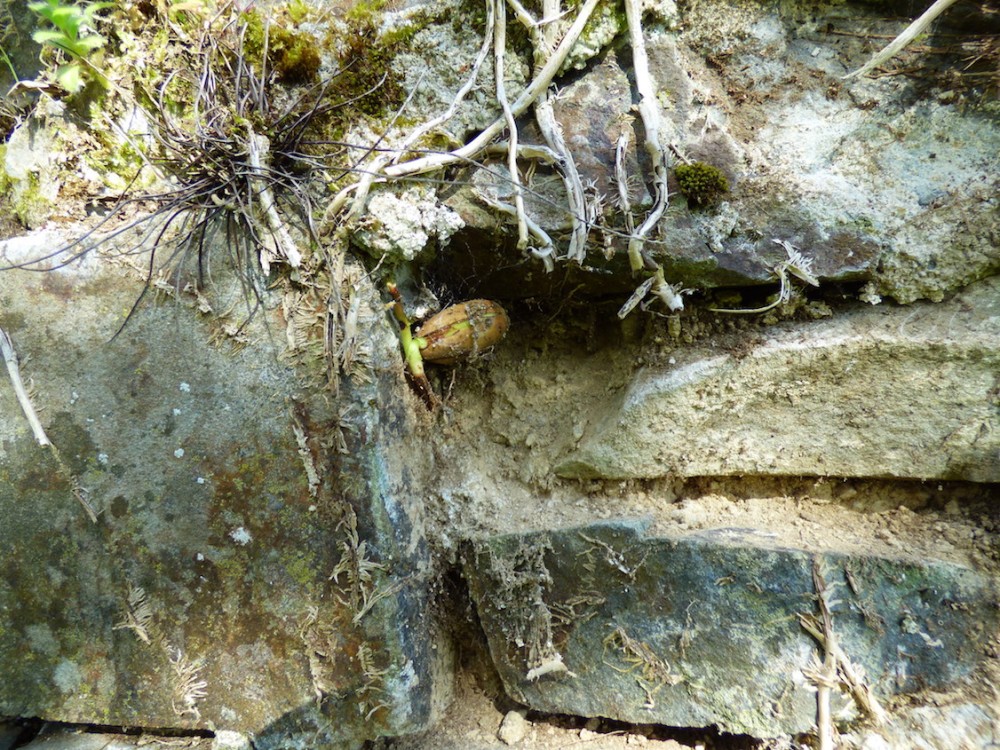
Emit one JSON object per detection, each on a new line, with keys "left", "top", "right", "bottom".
{"left": 498, "top": 710, "right": 528, "bottom": 745}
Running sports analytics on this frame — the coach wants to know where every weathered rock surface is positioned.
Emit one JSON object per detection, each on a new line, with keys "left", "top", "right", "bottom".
{"left": 853, "top": 703, "right": 1000, "bottom": 750}
{"left": 0, "top": 721, "right": 24, "bottom": 750}
{"left": 557, "top": 276, "right": 1000, "bottom": 482}
{"left": 15, "top": 732, "right": 165, "bottom": 750}
{"left": 423, "top": 0, "right": 999, "bottom": 304}
{"left": 2, "top": 0, "right": 999, "bottom": 747}
{"left": 465, "top": 520, "right": 999, "bottom": 738}
{"left": 0, "top": 235, "right": 437, "bottom": 748}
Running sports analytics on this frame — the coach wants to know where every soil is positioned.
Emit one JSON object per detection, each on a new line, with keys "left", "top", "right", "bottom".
{"left": 418, "top": 303, "right": 998, "bottom": 568}
{"left": 375, "top": 672, "right": 760, "bottom": 750}
{"left": 390, "top": 301, "right": 1000, "bottom": 749}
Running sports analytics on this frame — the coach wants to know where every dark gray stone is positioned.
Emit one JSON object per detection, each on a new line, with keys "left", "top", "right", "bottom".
{"left": 0, "top": 244, "right": 436, "bottom": 748}
{"left": 465, "top": 521, "right": 999, "bottom": 737}
{"left": 0, "top": 720, "right": 25, "bottom": 750}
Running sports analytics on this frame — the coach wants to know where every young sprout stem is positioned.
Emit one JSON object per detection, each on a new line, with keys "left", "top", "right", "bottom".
{"left": 386, "top": 283, "right": 439, "bottom": 409}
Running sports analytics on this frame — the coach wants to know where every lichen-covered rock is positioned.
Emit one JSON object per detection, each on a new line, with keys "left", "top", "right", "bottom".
{"left": 353, "top": 186, "right": 465, "bottom": 264}
{"left": 418, "top": 0, "right": 997, "bottom": 307}
{"left": 465, "top": 521, "right": 999, "bottom": 737}
{"left": 556, "top": 276, "right": 1000, "bottom": 482}
{"left": 0, "top": 234, "right": 439, "bottom": 748}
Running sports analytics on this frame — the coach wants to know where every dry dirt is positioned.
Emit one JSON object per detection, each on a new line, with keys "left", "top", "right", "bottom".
{"left": 376, "top": 672, "right": 755, "bottom": 750}
{"left": 416, "top": 301, "right": 998, "bottom": 568}
{"left": 390, "top": 299, "right": 1000, "bottom": 749}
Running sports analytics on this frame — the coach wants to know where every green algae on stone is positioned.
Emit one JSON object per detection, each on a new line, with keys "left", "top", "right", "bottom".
{"left": 329, "top": 1, "right": 430, "bottom": 119}
{"left": 466, "top": 521, "right": 1000, "bottom": 737}
{"left": 0, "top": 258, "right": 439, "bottom": 744}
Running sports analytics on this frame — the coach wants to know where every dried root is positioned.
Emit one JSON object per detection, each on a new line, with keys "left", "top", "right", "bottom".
{"left": 710, "top": 239, "right": 819, "bottom": 315}
{"left": 603, "top": 626, "right": 683, "bottom": 709}
{"left": 800, "top": 559, "right": 888, "bottom": 750}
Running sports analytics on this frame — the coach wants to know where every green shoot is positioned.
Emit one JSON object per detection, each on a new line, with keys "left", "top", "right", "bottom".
{"left": 0, "top": 45, "right": 17, "bottom": 80}
{"left": 28, "top": 0, "right": 111, "bottom": 93}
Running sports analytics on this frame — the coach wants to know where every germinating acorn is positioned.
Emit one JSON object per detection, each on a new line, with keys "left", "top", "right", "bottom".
{"left": 415, "top": 300, "right": 509, "bottom": 365}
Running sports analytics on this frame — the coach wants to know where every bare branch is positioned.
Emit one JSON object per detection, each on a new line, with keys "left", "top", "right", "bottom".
{"left": 0, "top": 328, "right": 50, "bottom": 446}
{"left": 845, "top": 0, "right": 959, "bottom": 80}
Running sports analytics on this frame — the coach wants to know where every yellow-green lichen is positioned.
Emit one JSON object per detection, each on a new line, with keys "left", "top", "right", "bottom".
{"left": 283, "top": 551, "right": 319, "bottom": 587}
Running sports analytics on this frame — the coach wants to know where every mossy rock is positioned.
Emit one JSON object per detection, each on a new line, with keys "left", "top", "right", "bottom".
{"left": 674, "top": 161, "right": 729, "bottom": 207}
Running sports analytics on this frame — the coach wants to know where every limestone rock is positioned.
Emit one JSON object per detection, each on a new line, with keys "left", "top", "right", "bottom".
{"left": 497, "top": 709, "right": 528, "bottom": 745}
{"left": 16, "top": 732, "right": 167, "bottom": 750}
{"left": 420, "top": 0, "right": 998, "bottom": 306}
{"left": 556, "top": 276, "right": 1000, "bottom": 482}
{"left": 465, "top": 521, "right": 999, "bottom": 738}
{"left": 859, "top": 703, "right": 999, "bottom": 750}
{"left": 0, "top": 237, "right": 437, "bottom": 748}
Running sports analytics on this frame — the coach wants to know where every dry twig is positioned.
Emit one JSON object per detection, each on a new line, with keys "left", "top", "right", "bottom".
{"left": 0, "top": 327, "right": 50, "bottom": 446}
{"left": 800, "top": 560, "right": 889, "bottom": 749}
{"left": 1, "top": 327, "right": 98, "bottom": 522}
{"left": 845, "top": 0, "right": 959, "bottom": 80}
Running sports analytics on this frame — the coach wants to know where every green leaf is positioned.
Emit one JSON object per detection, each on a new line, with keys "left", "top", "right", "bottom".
{"left": 81, "top": 3, "right": 113, "bottom": 23}
{"left": 49, "top": 8, "right": 82, "bottom": 36}
{"left": 31, "top": 29, "right": 68, "bottom": 44}
{"left": 74, "top": 33, "right": 106, "bottom": 52}
{"left": 55, "top": 62, "right": 84, "bottom": 93}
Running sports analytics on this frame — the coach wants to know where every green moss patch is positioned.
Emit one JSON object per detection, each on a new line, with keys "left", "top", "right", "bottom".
{"left": 674, "top": 161, "right": 729, "bottom": 207}
{"left": 241, "top": 10, "right": 321, "bottom": 85}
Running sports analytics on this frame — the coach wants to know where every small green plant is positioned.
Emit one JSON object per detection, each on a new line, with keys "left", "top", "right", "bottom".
{"left": 241, "top": 10, "right": 321, "bottom": 85}
{"left": 0, "top": 45, "right": 17, "bottom": 80}
{"left": 29, "top": 0, "right": 111, "bottom": 93}
{"left": 674, "top": 161, "right": 729, "bottom": 207}
{"left": 4, "top": 3, "right": 346, "bottom": 338}
{"left": 285, "top": 0, "right": 310, "bottom": 24}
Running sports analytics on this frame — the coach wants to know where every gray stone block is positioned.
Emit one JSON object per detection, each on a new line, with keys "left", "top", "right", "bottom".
{"left": 0, "top": 249, "right": 436, "bottom": 748}
{"left": 465, "top": 521, "right": 998, "bottom": 737}
{"left": 557, "top": 277, "right": 1000, "bottom": 482}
